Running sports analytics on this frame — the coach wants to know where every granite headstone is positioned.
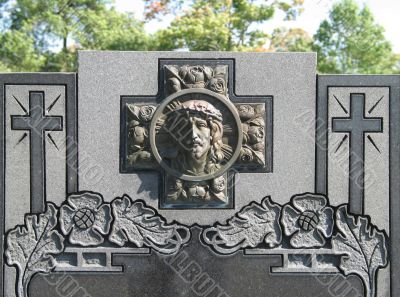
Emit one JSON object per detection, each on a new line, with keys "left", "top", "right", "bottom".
{"left": 0, "top": 52, "right": 398, "bottom": 297}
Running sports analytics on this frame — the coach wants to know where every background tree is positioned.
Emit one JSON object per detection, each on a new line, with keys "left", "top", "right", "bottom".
{"left": 0, "top": 0, "right": 399, "bottom": 74}
{"left": 0, "top": 30, "right": 45, "bottom": 71}
{"left": 148, "top": 0, "right": 304, "bottom": 51}
{"left": 313, "top": 0, "right": 397, "bottom": 74}
{"left": 269, "top": 27, "right": 313, "bottom": 52}
{"left": 395, "top": 54, "right": 400, "bottom": 74}
{"left": 0, "top": 0, "right": 149, "bottom": 71}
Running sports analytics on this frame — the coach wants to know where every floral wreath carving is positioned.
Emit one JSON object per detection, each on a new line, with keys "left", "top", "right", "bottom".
{"left": 202, "top": 193, "right": 389, "bottom": 297}
{"left": 5, "top": 192, "right": 190, "bottom": 297}
{"left": 5, "top": 192, "right": 388, "bottom": 297}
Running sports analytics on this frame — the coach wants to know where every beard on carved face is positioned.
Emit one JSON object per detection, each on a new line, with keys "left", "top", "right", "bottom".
{"left": 188, "top": 137, "right": 211, "bottom": 160}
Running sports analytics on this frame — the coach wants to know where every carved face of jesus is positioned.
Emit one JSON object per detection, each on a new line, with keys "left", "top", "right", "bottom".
{"left": 184, "top": 115, "right": 212, "bottom": 161}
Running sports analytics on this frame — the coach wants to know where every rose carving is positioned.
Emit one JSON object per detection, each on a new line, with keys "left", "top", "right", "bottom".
{"left": 208, "top": 77, "right": 226, "bottom": 94}
{"left": 128, "top": 122, "right": 148, "bottom": 147}
{"left": 281, "top": 193, "right": 334, "bottom": 248}
{"left": 247, "top": 125, "right": 264, "bottom": 145}
{"left": 139, "top": 105, "right": 155, "bottom": 122}
{"left": 179, "top": 65, "right": 213, "bottom": 88}
{"left": 126, "top": 104, "right": 157, "bottom": 168}
{"left": 60, "top": 192, "right": 112, "bottom": 246}
{"left": 165, "top": 64, "right": 228, "bottom": 95}
{"left": 236, "top": 104, "right": 266, "bottom": 167}
{"left": 238, "top": 105, "right": 256, "bottom": 121}
{"left": 239, "top": 147, "right": 254, "bottom": 162}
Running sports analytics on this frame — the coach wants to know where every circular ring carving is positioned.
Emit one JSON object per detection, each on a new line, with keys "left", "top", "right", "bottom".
{"left": 149, "top": 89, "right": 243, "bottom": 181}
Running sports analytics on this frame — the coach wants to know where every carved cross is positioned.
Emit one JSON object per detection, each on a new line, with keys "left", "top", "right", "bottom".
{"left": 11, "top": 91, "right": 63, "bottom": 213}
{"left": 332, "top": 93, "right": 383, "bottom": 214}
{"left": 121, "top": 61, "right": 272, "bottom": 209}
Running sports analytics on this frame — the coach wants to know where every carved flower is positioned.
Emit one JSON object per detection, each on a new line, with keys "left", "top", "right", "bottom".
{"left": 129, "top": 125, "right": 148, "bottom": 146}
{"left": 186, "top": 183, "right": 207, "bottom": 200}
{"left": 174, "top": 178, "right": 184, "bottom": 190}
{"left": 128, "top": 150, "right": 153, "bottom": 165}
{"left": 60, "top": 192, "right": 112, "bottom": 246}
{"left": 211, "top": 175, "right": 226, "bottom": 193}
{"left": 281, "top": 193, "right": 334, "bottom": 248}
{"left": 139, "top": 106, "right": 155, "bottom": 122}
{"left": 208, "top": 77, "right": 226, "bottom": 94}
{"left": 238, "top": 105, "right": 255, "bottom": 121}
{"left": 239, "top": 147, "right": 254, "bottom": 162}
{"left": 168, "top": 77, "right": 182, "bottom": 93}
{"left": 128, "top": 119, "right": 140, "bottom": 127}
{"left": 179, "top": 65, "right": 213, "bottom": 87}
{"left": 247, "top": 125, "right": 264, "bottom": 144}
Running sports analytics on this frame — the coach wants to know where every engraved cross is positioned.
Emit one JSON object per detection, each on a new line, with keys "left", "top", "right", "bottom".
{"left": 11, "top": 91, "right": 63, "bottom": 213}
{"left": 332, "top": 93, "right": 383, "bottom": 214}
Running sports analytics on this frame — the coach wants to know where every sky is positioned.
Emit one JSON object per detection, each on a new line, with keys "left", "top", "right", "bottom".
{"left": 114, "top": 0, "right": 400, "bottom": 52}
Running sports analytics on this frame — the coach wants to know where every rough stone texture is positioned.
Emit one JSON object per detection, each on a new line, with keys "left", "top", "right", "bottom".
{"left": 78, "top": 51, "right": 317, "bottom": 226}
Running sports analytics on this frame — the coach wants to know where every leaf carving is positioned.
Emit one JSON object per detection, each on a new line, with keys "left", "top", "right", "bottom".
{"left": 332, "top": 205, "right": 388, "bottom": 297}
{"left": 202, "top": 196, "right": 282, "bottom": 254}
{"left": 109, "top": 195, "right": 190, "bottom": 254}
{"left": 127, "top": 104, "right": 140, "bottom": 121}
{"left": 5, "top": 204, "right": 65, "bottom": 297}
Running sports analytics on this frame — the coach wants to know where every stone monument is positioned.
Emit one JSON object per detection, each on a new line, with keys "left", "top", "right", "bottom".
{"left": 0, "top": 52, "right": 398, "bottom": 297}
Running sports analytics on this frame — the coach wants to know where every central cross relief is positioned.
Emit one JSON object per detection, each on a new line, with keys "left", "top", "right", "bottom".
{"left": 120, "top": 60, "right": 272, "bottom": 208}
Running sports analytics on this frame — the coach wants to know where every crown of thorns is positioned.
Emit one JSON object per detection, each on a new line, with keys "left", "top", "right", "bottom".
{"left": 173, "top": 100, "right": 223, "bottom": 122}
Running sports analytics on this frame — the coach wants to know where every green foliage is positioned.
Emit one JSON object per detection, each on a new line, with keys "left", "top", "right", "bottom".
{"left": 0, "top": 0, "right": 398, "bottom": 74}
{"left": 41, "top": 49, "right": 77, "bottom": 72}
{"left": 152, "top": 4, "right": 233, "bottom": 51}
{"left": 394, "top": 54, "right": 400, "bottom": 74}
{"left": 0, "top": 61, "right": 11, "bottom": 72}
{"left": 0, "top": 0, "right": 149, "bottom": 71}
{"left": 151, "top": 0, "right": 304, "bottom": 51}
{"left": 313, "top": 0, "right": 397, "bottom": 74}
{"left": 269, "top": 27, "right": 313, "bottom": 52}
{"left": 77, "top": 10, "right": 149, "bottom": 50}
{"left": 0, "top": 30, "right": 45, "bottom": 71}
